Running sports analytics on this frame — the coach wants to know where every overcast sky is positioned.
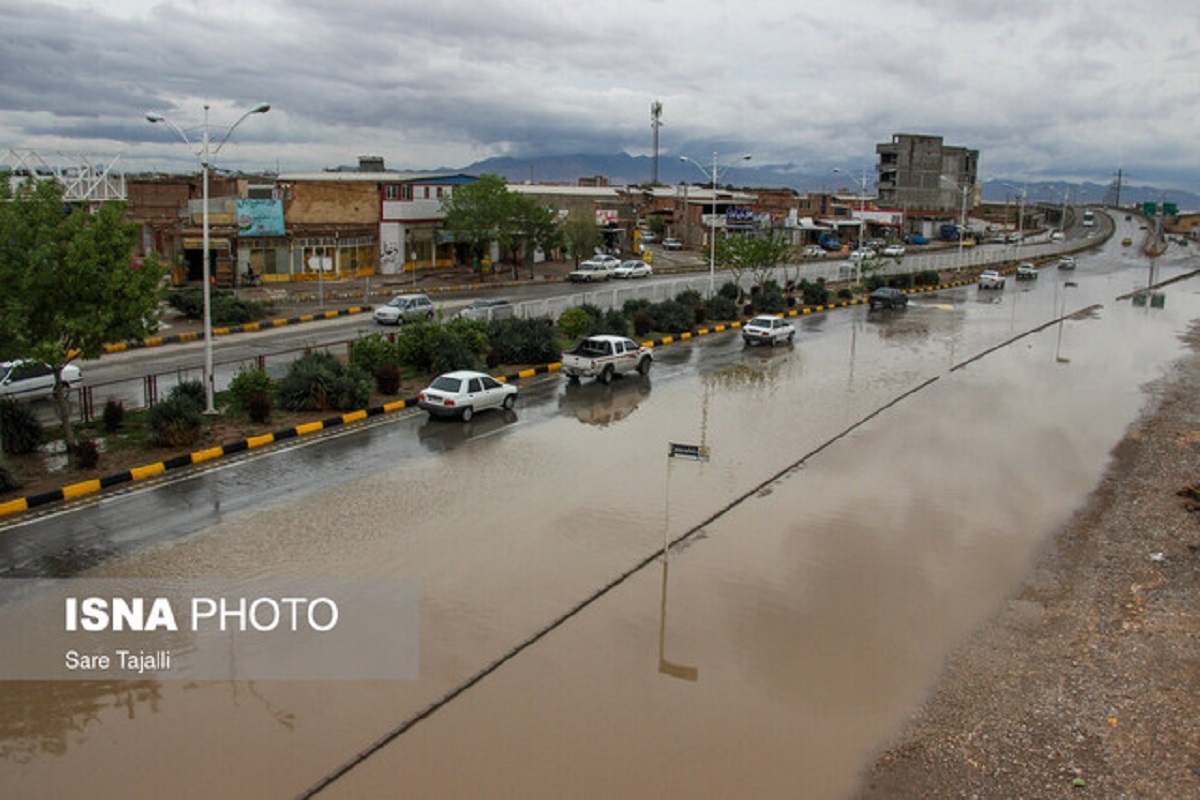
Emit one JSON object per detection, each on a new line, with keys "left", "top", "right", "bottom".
{"left": 2, "top": 0, "right": 1197, "bottom": 191}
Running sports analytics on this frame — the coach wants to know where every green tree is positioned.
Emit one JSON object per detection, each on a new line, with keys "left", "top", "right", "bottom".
{"left": 503, "top": 195, "right": 562, "bottom": 280}
{"left": 439, "top": 174, "right": 511, "bottom": 270}
{"left": 0, "top": 178, "right": 167, "bottom": 446}
{"left": 715, "top": 232, "right": 795, "bottom": 297}
{"left": 562, "top": 214, "right": 601, "bottom": 265}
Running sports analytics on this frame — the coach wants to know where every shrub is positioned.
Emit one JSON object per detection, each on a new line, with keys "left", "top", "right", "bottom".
{"left": 147, "top": 395, "right": 205, "bottom": 447}
{"left": 227, "top": 367, "right": 274, "bottom": 413}
{"left": 647, "top": 300, "right": 694, "bottom": 334}
{"left": 754, "top": 281, "right": 788, "bottom": 313}
{"left": 798, "top": 279, "right": 831, "bottom": 307}
{"left": 915, "top": 270, "right": 942, "bottom": 286}
{"left": 168, "top": 380, "right": 206, "bottom": 410}
{"left": 488, "top": 317, "right": 559, "bottom": 365}
{"left": 557, "top": 308, "right": 592, "bottom": 341}
{"left": 704, "top": 295, "right": 740, "bottom": 322}
{"left": 277, "top": 351, "right": 371, "bottom": 411}
{"left": 837, "top": 287, "right": 854, "bottom": 300}
{"left": 889, "top": 272, "right": 914, "bottom": 289}
{"left": 0, "top": 398, "right": 43, "bottom": 455}
{"left": 622, "top": 298, "right": 652, "bottom": 316}
{"left": 865, "top": 274, "right": 888, "bottom": 292}
{"left": 674, "top": 289, "right": 703, "bottom": 310}
{"left": 102, "top": 398, "right": 126, "bottom": 433}
{"left": 718, "top": 281, "right": 740, "bottom": 301}
{"left": 71, "top": 438, "right": 101, "bottom": 470}
{"left": 601, "top": 309, "right": 631, "bottom": 337}
{"left": 0, "top": 463, "right": 19, "bottom": 492}
{"left": 428, "top": 330, "right": 481, "bottom": 374}
{"left": 393, "top": 320, "right": 444, "bottom": 374}
{"left": 247, "top": 392, "right": 272, "bottom": 424}
{"left": 351, "top": 333, "right": 399, "bottom": 376}
{"left": 445, "top": 318, "right": 490, "bottom": 358}
{"left": 374, "top": 363, "right": 402, "bottom": 395}
{"left": 167, "top": 286, "right": 271, "bottom": 325}
{"left": 633, "top": 313, "right": 653, "bottom": 337}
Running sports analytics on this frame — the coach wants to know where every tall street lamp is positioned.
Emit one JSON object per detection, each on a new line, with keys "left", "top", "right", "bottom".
{"left": 147, "top": 102, "right": 270, "bottom": 413}
{"left": 833, "top": 166, "right": 870, "bottom": 283}
{"left": 939, "top": 175, "right": 970, "bottom": 262}
{"left": 680, "top": 153, "right": 751, "bottom": 297}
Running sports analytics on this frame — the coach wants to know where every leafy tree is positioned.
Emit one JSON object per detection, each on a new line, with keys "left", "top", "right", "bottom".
{"left": 439, "top": 174, "right": 511, "bottom": 267}
{"left": 562, "top": 214, "right": 602, "bottom": 265}
{"left": 0, "top": 177, "right": 167, "bottom": 447}
{"left": 714, "top": 232, "right": 795, "bottom": 296}
{"left": 504, "top": 195, "right": 561, "bottom": 279}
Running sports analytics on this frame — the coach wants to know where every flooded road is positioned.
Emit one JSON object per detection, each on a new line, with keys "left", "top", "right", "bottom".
{"left": 2, "top": 219, "right": 1198, "bottom": 798}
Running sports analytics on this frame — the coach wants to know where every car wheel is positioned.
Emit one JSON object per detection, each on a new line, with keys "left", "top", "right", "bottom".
{"left": 460, "top": 406, "right": 474, "bottom": 422}
{"left": 502, "top": 394, "right": 516, "bottom": 410}
{"left": 599, "top": 365, "right": 614, "bottom": 385}
{"left": 637, "top": 356, "right": 652, "bottom": 376}
{"left": 788, "top": 331, "right": 795, "bottom": 344}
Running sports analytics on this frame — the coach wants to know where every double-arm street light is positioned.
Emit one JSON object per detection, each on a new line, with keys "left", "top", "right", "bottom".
{"left": 833, "top": 166, "right": 871, "bottom": 283}
{"left": 146, "top": 102, "right": 271, "bottom": 413}
{"left": 938, "top": 175, "right": 970, "bottom": 261}
{"left": 680, "top": 152, "right": 751, "bottom": 297}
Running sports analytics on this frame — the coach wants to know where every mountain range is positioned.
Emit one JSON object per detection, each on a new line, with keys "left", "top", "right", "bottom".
{"left": 451, "top": 152, "right": 1199, "bottom": 212}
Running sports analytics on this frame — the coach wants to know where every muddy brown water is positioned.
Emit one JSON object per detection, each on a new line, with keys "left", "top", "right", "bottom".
{"left": 2, "top": 226, "right": 1197, "bottom": 798}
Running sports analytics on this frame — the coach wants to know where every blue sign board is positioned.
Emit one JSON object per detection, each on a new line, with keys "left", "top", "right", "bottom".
{"left": 235, "top": 199, "right": 286, "bottom": 237}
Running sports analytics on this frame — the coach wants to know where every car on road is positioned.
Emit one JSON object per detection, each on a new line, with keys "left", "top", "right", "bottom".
{"left": 591, "top": 254, "right": 621, "bottom": 269}
{"left": 1057, "top": 256, "right": 1077, "bottom": 270}
{"left": 417, "top": 370, "right": 517, "bottom": 421}
{"left": 0, "top": 360, "right": 83, "bottom": 400}
{"left": 1005, "top": 232, "right": 1022, "bottom": 244}
{"left": 637, "top": 231, "right": 657, "bottom": 243}
{"left": 741, "top": 315, "right": 796, "bottom": 347}
{"left": 613, "top": 260, "right": 653, "bottom": 279}
{"left": 1122, "top": 237, "right": 1133, "bottom": 246}
{"left": 881, "top": 244, "right": 906, "bottom": 257}
{"left": 1016, "top": 263, "right": 1038, "bottom": 280}
{"left": 454, "top": 298, "right": 514, "bottom": 321}
{"left": 978, "top": 270, "right": 1006, "bottom": 289}
{"left": 568, "top": 260, "right": 615, "bottom": 282}
{"left": 661, "top": 237, "right": 684, "bottom": 250}
{"left": 561, "top": 335, "right": 653, "bottom": 383}
{"left": 801, "top": 245, "right": 826, "bottom": 258}
{"left": 373, "top": 293, "right": 435, "bottom": 325}
{"left": 848, "top": 248, "right": 875, "bottom": 262}
{"left": 868, "top": 287, "right": 908, "bottom": 310}
{"left": 903, "top": 233, "right": 929, "bottom": 245}
{"left": 1050, "top": 230, "right": 1064, "bottom": 241}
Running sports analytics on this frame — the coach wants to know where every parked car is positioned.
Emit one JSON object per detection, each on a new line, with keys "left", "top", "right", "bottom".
{"left": 0, "top": 360, "right": 83, "bottom": 400}
{"left": 568, "top": 260, "right": 615, "bottom": 282}
{"left": 373, "top": 293, "right": 435, "bottom": 325}
{"left": 1057, "top": 256, "right": 1077, "bottom": 270}
{"left": 417, "top": 370, "right": 517, "bottom": 421}
{"left": 978, "top": 270, "right": 1006, "bottom": 289}
{"left": 455, "top": 298, "right": 514, "bottom": 321}
{"left": 638, "top": 231, "right": 657, "bottom": 243}
{"left": 1005, "top": 232, "right": 1022, "bottom": 243}
{"left": 613, "top": 260, "right": 653, "bottom": 279}
{"left": 741, "top": 315, "right": 796, "bottom": 347}
{"left": 848, "top": 248, "right": 875, "bottom": 262}
{"left": 1050, "top": 230, "right": 1064, "bottom": 241}
{"left": 1016, "top": 263, "right": 1038, "bottom": 280}
{"left": 592, "top": 254, "right": 621, "bottom": 269}
{"left": 868, "top": 287, "right": 908, "bottom": 311}
{"left": 662, "top": 237, "right": 684, "bottom": 250}
{"left": 881, "top": 244, "right": 906, "bottom": 257}
{"left": 801, "top": 245, "right": 826, "bottom": 258}
{"left": 902, "top": 233, "right": 929, "bottom": 245}
{"left": 561, "top": 335, "right": 653, "bottom": 384}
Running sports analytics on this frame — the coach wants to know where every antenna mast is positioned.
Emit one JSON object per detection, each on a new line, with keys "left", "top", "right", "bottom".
{"left": 650, "top": 101, "right": 663, "bottom": 185}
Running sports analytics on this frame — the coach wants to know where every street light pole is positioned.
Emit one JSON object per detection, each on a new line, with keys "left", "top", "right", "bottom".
{"left": 833, "top": 166, "right": 870, "bottom": 283}
{"left": 681, "top": 153, "right": 751, "bottom": 297}
{"left": 147, "top": 102, "right": 270, "bottom": 414}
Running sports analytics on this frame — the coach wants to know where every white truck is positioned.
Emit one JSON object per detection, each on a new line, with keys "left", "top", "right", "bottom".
{"left": 561, "top": 335, "right": 652, "bottom": 384}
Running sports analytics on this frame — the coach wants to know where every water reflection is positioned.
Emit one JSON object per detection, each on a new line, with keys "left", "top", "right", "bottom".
{"left": 557, "top": 377, "right": 651, "bottom": 427}
{"left": 416, "top": 409, "right": 519, "bottom": 452}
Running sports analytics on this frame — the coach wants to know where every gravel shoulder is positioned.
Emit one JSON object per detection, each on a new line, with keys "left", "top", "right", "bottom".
{"left": 853, "top": 323, "right": 1200, "bottom": 798}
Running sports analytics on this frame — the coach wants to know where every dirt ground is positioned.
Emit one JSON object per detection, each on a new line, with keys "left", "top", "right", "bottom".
{"left": 853, "top": 323, "right": 1200, "bottom": 798}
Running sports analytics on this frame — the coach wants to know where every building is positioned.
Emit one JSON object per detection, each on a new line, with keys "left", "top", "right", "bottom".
{"left": 876, "top": 133, "right": 979, "bottom": 214}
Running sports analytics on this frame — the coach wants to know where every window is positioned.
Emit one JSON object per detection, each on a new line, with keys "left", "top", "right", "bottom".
{"left": 436, "top": 187, "right": 444, "bottom": 198}
{"left": 385, "top": 185, "right": 399, "bottom": 201}
{"left": 467, "top": 378, "right": 483, "bottom": 393}
{"left": 400, "top": 185, "right": 413, "bottom": 201}
{"left": 423, "top": 187, "right": 430, "bottom": 199}
{"left": 481, "top": 376, "right": 500, "bottom": 390}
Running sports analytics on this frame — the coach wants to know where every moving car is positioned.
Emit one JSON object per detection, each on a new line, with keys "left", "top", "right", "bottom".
{"left": 1122, "top": 237, "right": 1133, "bottom": 246}
{"left": 741, "top": 315, "right": 796, "bottom": 347}
{"left": 1057, "top": 256, "right": 1077, "bottom": 270}
{"left": 0, "top": 360, "right": 83, "bottom": 400}
{"left": 374, "top": 293, "right": 435, "bottom": 325}
{"left": 848, "top": 248, "right": 875, "bottom": 262}
{"left": 454, "top": 298, "right": 514, "bottom": 321}
{"left": 661, "top": 237, "right": 684, "bottom": 250}
{"left": 418, "top": 370, "right": 517, "bottom": 421}
{"left": 561, "top": 335, "right": 653, "bottom": 384}
{"left": 1016, "top": 263, "right": 1038, "bottom": 280}
{"left": 902, "top": 233, "right": 929, "bottom": 245}
{"left": 638, "top": 231, "right": 657, "bottom": 243}
{"left": 978, "top": 270, "right": 1006, "bottom": 289}
{"left": 568, "top": 261, "right": 614, "bottom": 282}
{"left": 881, "top": 244, "right": 906, "bottom": 257}
{"left": 868, "top": 287, "right": 908, "bottom": 310}
{"left": 801, "top": 245, "right": 826, "bottom": 258}
{"left": 612, "top": 260, "right": 653, "bottom": 279}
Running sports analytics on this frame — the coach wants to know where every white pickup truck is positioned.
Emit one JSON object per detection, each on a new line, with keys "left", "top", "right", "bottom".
{"left": 561, "top": 335, "right": 652, "bottom": 384}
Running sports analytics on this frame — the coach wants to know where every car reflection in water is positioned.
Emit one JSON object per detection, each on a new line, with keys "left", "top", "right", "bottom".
{"left": 416, "top": 408, "right": 520, "bottom": 453}
{"left": 557, "top": 375, "right": 651, "bottom": 427}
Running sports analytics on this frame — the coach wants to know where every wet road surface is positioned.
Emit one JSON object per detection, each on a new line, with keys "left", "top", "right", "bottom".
{"left": 2, "top": 216, "right": 1198, "bottom": 798}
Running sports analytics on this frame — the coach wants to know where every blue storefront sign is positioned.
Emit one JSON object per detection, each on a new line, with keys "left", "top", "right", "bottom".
{"left": 235, "top": 199, "right": 286, "bottom": 237}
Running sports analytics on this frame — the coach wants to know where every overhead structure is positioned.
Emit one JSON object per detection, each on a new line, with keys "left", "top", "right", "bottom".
{"left": 3, "top": 149, "right": 127, "bottom": 202}
{"left": 650, "top": 101, "right": 663, "bottom": 185}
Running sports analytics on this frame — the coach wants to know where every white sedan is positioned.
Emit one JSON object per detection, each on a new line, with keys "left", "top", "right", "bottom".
{"left": 741, "top": 315, "right": 796, "bottom": 347}
{"left": 0, "top": 360, "right": 83, "bottom": 400}
{"left": 613, "top": 260, "right": 653, "bottom": 279}
{"left": 417, "top": 370, "right": 517, "bottom": 421}
{"left": 881, "top": 244, "right": 906, "bottom": 257}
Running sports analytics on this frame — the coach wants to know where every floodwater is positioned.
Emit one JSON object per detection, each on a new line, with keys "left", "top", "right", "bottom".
{"left": 2, "top": 220, "right": 1198, "bottom": 798}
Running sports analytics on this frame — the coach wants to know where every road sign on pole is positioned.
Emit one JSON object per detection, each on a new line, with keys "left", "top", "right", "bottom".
{"left": 668, "top": 442, "right": 710, "bottom": 461}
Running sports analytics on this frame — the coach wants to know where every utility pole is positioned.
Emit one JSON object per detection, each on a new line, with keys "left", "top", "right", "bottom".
{"left": 650, "top": 101, "right": 663, "bottom": 185}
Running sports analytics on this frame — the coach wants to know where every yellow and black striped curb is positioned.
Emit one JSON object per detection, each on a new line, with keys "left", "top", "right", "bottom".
{"left": 102, "top": 306, "right": 374, "bottom": 354}
{"left": 0, "top": 273, "right": 1007, "bottom": 518}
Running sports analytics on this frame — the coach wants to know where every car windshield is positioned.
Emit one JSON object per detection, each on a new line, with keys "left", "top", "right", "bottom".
{"left": 749, "top": 318, "right": 773, "bottom": 327}
{"left": 429, "top": 376, "right": 462, "bottom": 392}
